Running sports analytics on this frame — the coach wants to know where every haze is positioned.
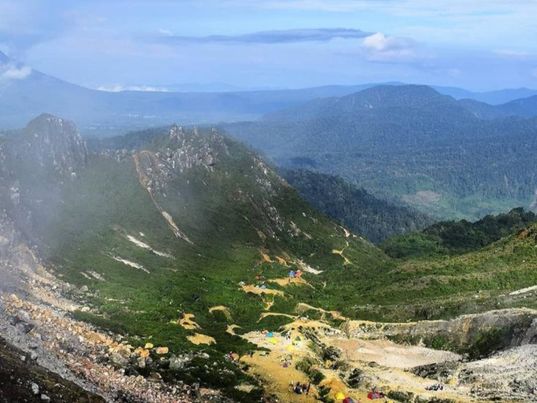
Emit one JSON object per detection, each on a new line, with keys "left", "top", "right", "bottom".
{"left": 2, "top": 0, "right": 537, "bottom": 91}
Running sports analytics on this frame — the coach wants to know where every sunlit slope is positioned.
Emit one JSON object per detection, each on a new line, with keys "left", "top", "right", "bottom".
{"left": 359, "top": 222, "right": 537, "bottom": 322}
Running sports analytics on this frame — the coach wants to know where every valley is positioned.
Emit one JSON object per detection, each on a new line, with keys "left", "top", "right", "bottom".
{"left": 2, "top": 3, "right": 537, "bottom": 402}
{"left": 1, "top": 114, "right": 536, "bottom": 402}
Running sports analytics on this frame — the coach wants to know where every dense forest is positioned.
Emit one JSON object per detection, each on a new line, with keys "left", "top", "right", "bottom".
{"left": 284, "top": 169, "right": 432, "bottom": 243}
{"left": 225, "top": 85, "right": 537, "bottom": 219}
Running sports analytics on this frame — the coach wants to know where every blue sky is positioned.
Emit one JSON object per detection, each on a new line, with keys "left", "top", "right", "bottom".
{"left": 1, "top": 0, "right": 537, "bottom": 91}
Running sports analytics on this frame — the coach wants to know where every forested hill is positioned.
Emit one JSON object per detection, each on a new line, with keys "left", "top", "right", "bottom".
{"left": 382, "top": 207, "right": 537, "bottom": 258}
{"left": 284, "top": 169, "right": 432, "bottom": 243}
{"left": 225, "top": 85, "right": 537, "bottom": 219}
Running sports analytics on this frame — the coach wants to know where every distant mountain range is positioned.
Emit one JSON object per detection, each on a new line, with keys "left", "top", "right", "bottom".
{"left": 225, "top": 85, "right": 537, "bottom": 219}
{"left": 2, "top": 50, "right": 537, "bottom": 136}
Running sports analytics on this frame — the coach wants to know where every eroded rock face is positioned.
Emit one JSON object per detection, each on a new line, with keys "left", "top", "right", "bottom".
{"left": 459, "top": 344, "right": 537, "bottom": 401}
{"left": 345, "top": 308, "right": 537, "bottom": 355}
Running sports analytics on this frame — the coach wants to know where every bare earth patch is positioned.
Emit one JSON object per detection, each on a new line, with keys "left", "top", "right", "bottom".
{"left": 187, "top": 333, "right": 216, "bottom": 346}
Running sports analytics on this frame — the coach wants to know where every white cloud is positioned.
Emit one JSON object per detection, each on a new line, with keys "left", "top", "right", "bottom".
{"left": 495, "top": 49, "right": 532, "bottom": 59}
{"left": 361, "top": 32, "right": 417, "bottom": 62}
{"left": 97, "top": 84, "right": 169, "bottom": 92}
{"left": 0, "top": 64, "right": 32, "bottom": 80}
{"left": 227, "top": 0, "right": 537, "bottom": 15}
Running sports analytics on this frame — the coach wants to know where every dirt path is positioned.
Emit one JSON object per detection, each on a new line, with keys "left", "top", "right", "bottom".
{"left": 296, "top": 303, "right": 347, "bottom": 321}
{"left": 259, "top": 312, "right": 297, "bottom": 322}
{"left": 332, "top": 240, "right": 352, "bottom": 266}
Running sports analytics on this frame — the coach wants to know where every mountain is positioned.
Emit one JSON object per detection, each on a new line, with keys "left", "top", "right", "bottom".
{"left": 2, "top": 51, "right": 537, "bottom": 137}
{"left": 498, "top": 95, "right": 537, "bottom": 118}
{"left": 0, "top": 55, "right": 380, "bottom": 136}
{"left": 0, "top": 53, "right": 382, "bottom": 135}
{"left": 459, "top": 94, "right": 537, "bottom": 120}
{"left": 225, "top": 85, "right": 537, "bottom": 219}
{"left": 2, "top": 114, "right": 537, "bottom": 402}
{"left": 435, "top": 85, "right": 537, "bottom": 105}
{"left": 0, "top": 114, "right": 389, "bottom": 400}
{"left": 283, "top": 169, "right": 433, "bottom": 243}
{"left": 469, "top": 88, "right": 537, "bottom": 105}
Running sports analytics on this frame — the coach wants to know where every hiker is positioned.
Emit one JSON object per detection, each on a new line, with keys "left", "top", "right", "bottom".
{"left": 293, "top": 382, "right": 303, "bottom": 394}
{"left": 289, "top": 270, "right": 295, "bottom": 278}
{"left": 303, "top": 383, "right": 311, "bottom": 395}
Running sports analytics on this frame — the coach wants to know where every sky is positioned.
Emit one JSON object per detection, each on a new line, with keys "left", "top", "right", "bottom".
{"left": 1, "top": 0, "right": 537, "bottom": 91}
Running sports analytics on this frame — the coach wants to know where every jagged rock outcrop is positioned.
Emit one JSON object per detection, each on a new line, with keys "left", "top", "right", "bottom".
{"left": 133, "top": 125, "right": 227, "bottom": 196}
{"left": 8, "top": 113, "right": 88, "bottom": 178}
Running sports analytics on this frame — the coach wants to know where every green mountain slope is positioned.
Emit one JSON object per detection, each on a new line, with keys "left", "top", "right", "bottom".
{"left": 365, "top": 222, "right": 537, "bottom": 322}
{"left": 0, "top": 115, "right": 391, "bottom": 397}
{"left": 225, "top": 85, "right": 537, "bottom": 219}
{"left": 283, "top": 169, "right": 433, "bottom": 243}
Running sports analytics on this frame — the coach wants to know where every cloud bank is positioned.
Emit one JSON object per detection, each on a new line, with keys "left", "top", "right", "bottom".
{"left": 157, "top": 28, "right": 370, "bottom": 44}
{"left": 0, "top": 53, "right": 32, "bottom": 80}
